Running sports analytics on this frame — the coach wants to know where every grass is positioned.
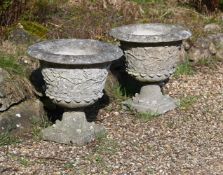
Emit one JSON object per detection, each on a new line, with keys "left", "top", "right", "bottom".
{"left": 195, "top": 56, "right": 222, "bottom": 69}
{"left": 20, "top": 21, "right": 49, "bottom": 39}
{"left": 174, "top": 59, "right": 195, "bottom": 77}
{"left": 19, "top": 157, "right": 30, "bottom": 167}
{"left": 179, "top": 95, "right": 198, "bottom": 110}
{"left": 136, "top": 112, "right": 159, "bottom": 122}
{"left": 0, "top": 132, "right": 20, "bottom": 146}
{"left": 124, "top": 101, "right": 159, "bottom": 122}
{"left": 84, "top": 133, "right": 119, "bottom": 172}
{"left": 64, "top": 162, "right": 75, "bottom": 170}
{"left": 112, "top": 84, "right": 128, "bottom": 101}
{"left": 94, "top": 133, "right": 119, "bottom": 155}
{"left": 0, "top": 52, "right": 25, "bottom": 76}
{"left": 31, "top": 116, "right": 51, "bottom": 140}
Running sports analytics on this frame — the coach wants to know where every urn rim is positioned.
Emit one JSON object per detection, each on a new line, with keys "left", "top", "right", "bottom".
{"left": 109, "top": 23, "right": 192, "bottom": 43}
{"left": 27, "top": 39, "right": 123, "bottom": 65}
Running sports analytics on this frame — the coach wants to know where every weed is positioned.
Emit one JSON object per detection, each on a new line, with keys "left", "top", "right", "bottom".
{"left": 19, "top": 157, "right": 29, "bottom": 167}
{"left": 136, "top": 112, "right": 159, "bottom": 122}
{"left": 174, "top": 59, "right": 194, "bottom": 77}
{"left": 94, "top": 134, "right": 119, "bottom": 155}
{"left": 64, "top": 162, "right": 75, "bottom": 169}
{"left": 20, "top": 21, "right": 48, "bottom": 39}
{"left": 113, "top": 84, "right": 128, "bottom": 101}
{"left": 85, "top": 134, "right": 117, "bottom": 172}
{"left": 195, "top": 56, "right": 221, "bottom": 69}
{"left": 95, "top": 155, "right": 103, "bottom": 164}
{"left": 179, "top": 95, "right": 198, "bottom": 110}
{"left": 31, "top": 116, "right": 51, "bottom": 140}
{"left": 0, "top": 52, "right": 25, "bottom": 76}
{"left": 0, "top": 132, "right": 20, "bottom": 146}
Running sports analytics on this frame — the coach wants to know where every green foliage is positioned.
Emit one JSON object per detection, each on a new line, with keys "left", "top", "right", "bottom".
{"left": 179, "top": 95, "right": 198, "bottom": 110}
{"left": 85, "top": 133, "right": 119, "bottom": 171}
{"left": 20, "top": 21, "right": 48, "bottom": 39}
{"left": 112, "top": 85, "right": 128, "bottom": 101}
{"left": 174, "top": 59, "right": 194, "bottom": 77}
{"left": 94, "top": 133, "right": 119, "bottom": 155}
{"left": 31, "top": 116, "right": 51, "bottom": 140}
{"left": 0, "top": 52, "right": 25, "bottom": 75}
{"left": 0, "top": 0, "right": 13, "bottom": 12}
{"left": 0, "top": 132, "right": 20, "bottom": 146}
{"left": 195, "top": 57, "right": 222, "bottom": 69}
{"left": 64, "top": 162, "right": 75, "bottom": 169}
{"left": 136, "top": 112, "right": 159, "bottom": 122}
{"left": 19, "top": 157, "right": 30, "bottom": 167}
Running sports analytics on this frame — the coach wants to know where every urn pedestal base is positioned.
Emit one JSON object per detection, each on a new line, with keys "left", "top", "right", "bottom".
{"left": 124, "top": 85, "right": 177, "bottom": 115}
{"left": 42, "top": 111, "right": 105, "bottom": 145}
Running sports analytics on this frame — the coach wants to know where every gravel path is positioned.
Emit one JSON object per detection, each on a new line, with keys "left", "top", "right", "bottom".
{"left": 0, "top": 63, "right": 222, "bottom": 175}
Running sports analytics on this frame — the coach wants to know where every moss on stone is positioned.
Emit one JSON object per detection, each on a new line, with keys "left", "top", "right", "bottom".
{"left": 20, "top": 21, "right": 48, "bottom": 39}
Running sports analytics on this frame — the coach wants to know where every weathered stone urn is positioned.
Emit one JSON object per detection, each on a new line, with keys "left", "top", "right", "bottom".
{"left": 27, "top": 39, "right": 123, "bottom": 145}
{"left": 110, "top": 23, "right": 191, "bottom": 114}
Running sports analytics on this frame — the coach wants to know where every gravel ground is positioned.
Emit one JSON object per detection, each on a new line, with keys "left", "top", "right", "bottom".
{"left": 0, "top": 63, "right": 222, "bottom": 175}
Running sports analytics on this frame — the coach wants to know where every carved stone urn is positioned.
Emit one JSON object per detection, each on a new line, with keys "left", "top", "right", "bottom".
{"left": 27, "top": 39, "right": 123, "bottom": 145}
{"left": 110, "top": 23, "right": 191, "bottom": 114}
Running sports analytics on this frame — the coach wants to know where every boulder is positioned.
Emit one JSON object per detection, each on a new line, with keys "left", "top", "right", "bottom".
{"left": 204, "top": 23, "right": 221, "bottom": 33}
{"left": 8, "top": 27, "right": 38, "bottom": 45}
{"left": 0, "top": 68, "right": 34, "bottom": 111}
{"left": 0, "top": 99, "right": 45, "bottom": 135}
{"left": 188, "top": 33, "right": 223, "bottom": 62}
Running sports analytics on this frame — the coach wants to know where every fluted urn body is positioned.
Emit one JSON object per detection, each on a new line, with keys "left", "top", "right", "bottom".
{"left": 28, "top": 39, "right": 123, "bottom": 145}
{"left": 110, "top": 23, "right": 191, "bottom": 114}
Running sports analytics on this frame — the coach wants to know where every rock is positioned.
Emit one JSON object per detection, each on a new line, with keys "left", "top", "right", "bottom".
{"left": 204, "top": 23, "right": 221, "bottom": 33}
{"left": 188, "top": 46, "right": 212, "bottom": 62}
{"left": 0, "top": 68, "right": 34, "bottom": 111}
{"left": 209, "top": 42, "right": 217, "bottom": 54}
{"left": 208, "top": 33, "right": 223, "bottom": 48}
{"left": 8, "top": 28, "right": 38, "bottom": 45}
{"left": 0, "top": 99, "right": 45, "bottom": 135}
{"left": 42, "top": 111, "right": 105, "bottom": 145}
{"left": 182, "top": 40, "right": 191, "bottom": 51}
{"left": 216, "top": 49, "right": 223, "bottom": 60}
{"left": 188, "top": 33, "right": 223, "bottom": 62}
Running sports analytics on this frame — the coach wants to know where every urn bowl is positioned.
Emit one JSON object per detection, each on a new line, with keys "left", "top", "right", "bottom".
{"left": 110, "top": 23, "right": 192, "bottom": 82}
{"left": 28, "top": 39, "right": 123, "bottom": 108}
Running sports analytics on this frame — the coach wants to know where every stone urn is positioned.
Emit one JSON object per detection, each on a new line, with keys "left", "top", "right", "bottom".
{"left": 27, "top": 39, "right": 123, "bottom": 145}
{"left": 110, "top": 23, "right": 191, "bottom": 114}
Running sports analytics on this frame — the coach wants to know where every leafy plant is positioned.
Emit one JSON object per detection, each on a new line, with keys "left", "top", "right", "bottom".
{"left": 64, "top": 162, "right": 75, "bottom": 169}
{"left": 19, "top": 157, "right": 30, "bottom": 167}
{"left": 174, "top": 59, "right": 195, "bottom": 77}
{"left": 0, "top": 132, "right": 20, "bottom": 146}
{"left": 0, "top": 52, "right": 25, "bottom": 75}
{"left": 195, "top": 56, "right": 221, "bottom": 69}
{"left": 136, "top": 112, "right": 159, "bottom": 122}
{"left": 179, "top": 95, "right": 198, "bottom": 110}
{"left": 94, "top": 133, "right": 119, "bottom": 155}
{"left": 31, "top": 116, "right": 51, "bottom": 140}
{"left": 113, "top": 84, "right": 128, "bottom": 101}
{"left": 20, "top": 21, "right": 48, "bottom": 39}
